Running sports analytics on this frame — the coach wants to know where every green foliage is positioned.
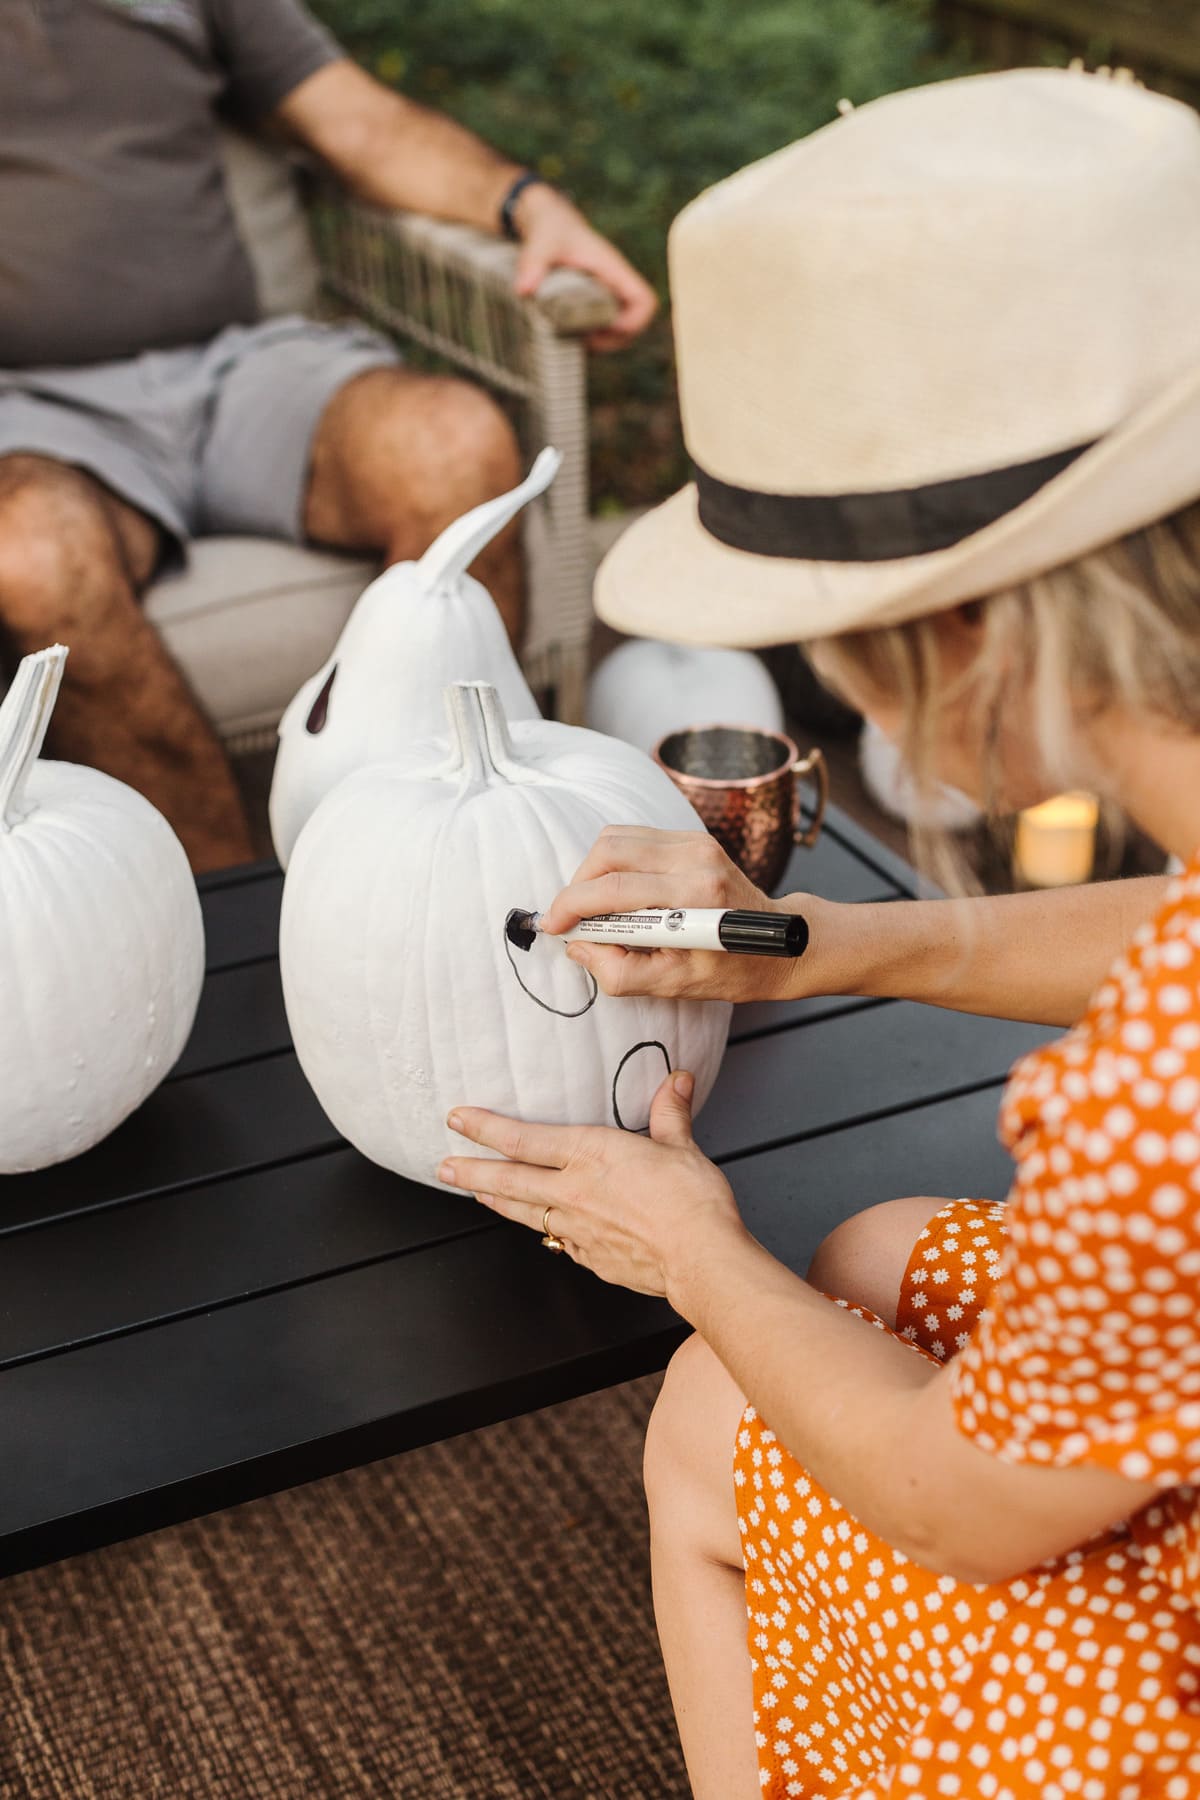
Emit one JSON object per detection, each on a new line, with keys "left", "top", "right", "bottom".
{"left": 311, "top": 0, "right": 962, "bottom": 501}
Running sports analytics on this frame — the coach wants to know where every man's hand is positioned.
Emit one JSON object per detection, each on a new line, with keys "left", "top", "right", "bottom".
{"left": 510, "top": 183, "right": 657, "bottom": 350}
{"left": 276, "top": 61, "right": 657, "bottom": 347}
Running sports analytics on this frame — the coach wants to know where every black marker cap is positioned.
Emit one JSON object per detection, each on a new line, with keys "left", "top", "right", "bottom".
{"left": 717, "top": 910, "right": 809, "bottom": 957}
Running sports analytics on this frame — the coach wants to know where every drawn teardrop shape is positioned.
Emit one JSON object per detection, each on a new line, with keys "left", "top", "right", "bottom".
{"left": 612, "top": 1039, "right": 671, "bottom": 1132}
{"left": 501, "top": 917, "right": 597, "bottom": 1018}
{"left": 305, "top": 664, "right": 338, "bottom": 734}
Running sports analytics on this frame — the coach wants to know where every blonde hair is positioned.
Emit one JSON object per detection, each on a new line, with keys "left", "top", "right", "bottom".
{"left": 809, "top": 500, "right": 1200, "bottom": 890}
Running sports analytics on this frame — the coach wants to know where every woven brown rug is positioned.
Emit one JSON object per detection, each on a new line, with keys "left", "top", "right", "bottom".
{"left": 0, "top": 1375, "right": 690, "bottom": 1799}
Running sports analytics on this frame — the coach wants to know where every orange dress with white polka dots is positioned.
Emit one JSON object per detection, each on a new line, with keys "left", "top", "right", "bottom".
{"left": 735, "top": 862, "right": 1200, "bottom": 1798}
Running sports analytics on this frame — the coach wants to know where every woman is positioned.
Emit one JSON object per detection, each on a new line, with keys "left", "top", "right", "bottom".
{"left": 439, "top": 69, "right": 1200, "bottom": 1798}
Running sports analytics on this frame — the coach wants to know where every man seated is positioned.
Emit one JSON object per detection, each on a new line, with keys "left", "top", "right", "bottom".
{"left": 0, "top": 0, "right": 655, "bottom": 870}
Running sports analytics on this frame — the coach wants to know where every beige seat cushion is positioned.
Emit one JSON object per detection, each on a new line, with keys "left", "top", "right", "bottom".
{"left": 147, "top": 537, "right": 376, "bottom": 742}
{"left": 220, "top": 129, "right": 322, "bottom": 319}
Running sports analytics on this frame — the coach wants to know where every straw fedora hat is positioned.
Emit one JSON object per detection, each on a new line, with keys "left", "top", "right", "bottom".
{"left": 594, "top": 67, "right": 1200, "bottom": 646}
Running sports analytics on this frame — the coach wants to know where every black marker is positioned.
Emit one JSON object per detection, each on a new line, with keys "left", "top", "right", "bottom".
{"left": 505, "top": 906, "right": 808, "bottom": 958}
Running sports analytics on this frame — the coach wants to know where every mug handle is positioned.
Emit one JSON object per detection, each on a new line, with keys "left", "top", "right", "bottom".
{"left": 791, "top": 747, "right": 828, "bottom": 849}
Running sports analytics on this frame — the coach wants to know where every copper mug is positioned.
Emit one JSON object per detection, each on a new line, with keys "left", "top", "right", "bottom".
{"left": 653, "top": 725, "right": 828, "bottom": 895}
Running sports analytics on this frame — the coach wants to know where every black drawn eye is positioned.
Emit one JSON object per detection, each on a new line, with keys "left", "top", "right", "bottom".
{"left": 305, "top": 664, "right": 338, "bottom": 734}
{"left": 501, "top": 916, "right": 598, "bottom": 1019}
{"left": 612, "top": 1040, "right": 671, "bottom": 1133}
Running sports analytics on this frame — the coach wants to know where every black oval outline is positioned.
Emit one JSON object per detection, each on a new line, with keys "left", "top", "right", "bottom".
{"left": 612, "top": 1039, "right": 671, "bottom": 1133}
{"left": 502, "top": 918, "right": 598, "bottom": 1018}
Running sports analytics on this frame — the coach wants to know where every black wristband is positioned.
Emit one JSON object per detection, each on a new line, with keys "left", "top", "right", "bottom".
{"left": 499, "top": 171, "right": 550, "bottom": 242}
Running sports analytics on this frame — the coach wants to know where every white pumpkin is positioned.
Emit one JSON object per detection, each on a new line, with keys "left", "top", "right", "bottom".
{"left": 280, "top": 681, "right": 732, "bottom": 1189}
{"left": 0, "top": 646, "right": 204, "bottom": 1172}
{"left": 586, "top": 639, "right": 784, "bottom": 755}
{"left": 269, "top": 449, "right": 559, "bottom": 868}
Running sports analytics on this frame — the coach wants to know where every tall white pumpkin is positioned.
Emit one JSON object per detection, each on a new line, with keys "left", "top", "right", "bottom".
{"left": 586, "top": 639, "right": 784, "bottom": 755}
{"left": 0, "top": 646, "right": 204, "bottom": 1172}
{"left": 269, "top": 448, "right": 560, "bottom": 868}
{"left": 280, "top": 681, "right": 732, "bottom": 1189}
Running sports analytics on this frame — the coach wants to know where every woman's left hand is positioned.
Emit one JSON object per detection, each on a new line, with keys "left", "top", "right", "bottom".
{"left": 438, "top": 1070, "right": 747, "bottom": 1308}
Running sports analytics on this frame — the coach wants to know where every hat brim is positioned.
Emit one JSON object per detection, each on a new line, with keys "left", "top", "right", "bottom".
{"left": 594, "top": 360, "right": 1200, "bottom": 645}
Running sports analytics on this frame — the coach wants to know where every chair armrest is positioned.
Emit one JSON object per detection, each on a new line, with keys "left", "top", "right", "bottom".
{"left": 308, "top": 190, "right": 619, "bottom": 372}
{"left": 382, "top": 208, "right": 620, "bottom": 338}
{"left": 304, "top": 180, "right": 606, "bottom": 721}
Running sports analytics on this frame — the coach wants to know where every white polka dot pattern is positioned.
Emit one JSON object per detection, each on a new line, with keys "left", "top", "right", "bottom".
{"left": 736, "top": 865, "right": 1200, "bottom": 1796}
{"left": 953, "top": 868, "right": 1200, "bottom": 1487}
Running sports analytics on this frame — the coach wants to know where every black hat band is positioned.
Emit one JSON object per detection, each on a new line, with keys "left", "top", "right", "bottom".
{"left": 695, "top": 439, "right": 1095, "bottom": 564}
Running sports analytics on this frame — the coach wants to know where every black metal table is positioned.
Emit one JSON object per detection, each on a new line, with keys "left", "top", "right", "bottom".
{"left": 0, "top": 809, "right": 1049, "bottom": 1579}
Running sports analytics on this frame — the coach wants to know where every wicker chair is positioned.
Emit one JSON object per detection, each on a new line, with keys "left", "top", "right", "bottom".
{"left": 138, "top": 131, "right": 617, "bottom": 747}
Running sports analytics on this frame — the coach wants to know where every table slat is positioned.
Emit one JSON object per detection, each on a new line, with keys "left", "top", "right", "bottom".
{"left": 696, "top": 1003, "right": 1050, "bottom": 1164}
{"left": 173, "top": 959, "right": 290, "bottom": 1079}
{"left": 732, "top": 1082, "right": 1017, "bottom": 1273}
{"left": 0, "top": 1057, "right": 337, "bottom": 1235}
{"left": 198, "top": 868, "right": 283, "bottom": 970}
{"left": 730, "top": 990, "right": 885, "bottom": 1043}
{"left": 0, "top": 1229, "right": 681, "bottom": 1576}
{"left": 0, "top": 1150, "right": 484, "bottom": 1367}
{"left": 819, "top": 813, "right": 924, "bottom": 897}
{"left": 775, "top": 828, "right": 904, "bottom": 906}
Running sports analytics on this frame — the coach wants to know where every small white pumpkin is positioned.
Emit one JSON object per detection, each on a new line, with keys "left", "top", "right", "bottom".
{"left": 269, "top": 449, "right": 560, "bottom": 868}
{"left": 586, "top": 639, "right": 784, "bottom": 755}
{"left": 280, "top": 681, "right": 731, "bottom": 1189}
{"left": 0, "top": 646, "right": 204, "bottom": 1172}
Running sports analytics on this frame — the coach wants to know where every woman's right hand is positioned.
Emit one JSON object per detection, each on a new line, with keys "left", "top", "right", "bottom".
{"left": 538, "top": 824, "right": 831, "bottom": 1006}
{"left": 541, "top": 828, "right": 1175, "bottom": 1023}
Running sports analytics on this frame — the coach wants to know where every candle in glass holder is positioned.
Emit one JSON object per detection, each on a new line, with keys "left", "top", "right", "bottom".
{"left": 1014, "top": 792, "right": 1099, "bottom": 888}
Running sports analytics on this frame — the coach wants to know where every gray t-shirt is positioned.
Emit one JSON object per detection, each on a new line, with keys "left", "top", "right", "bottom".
{"left": 0, "top": 0, "right": 341, "bottom": 368}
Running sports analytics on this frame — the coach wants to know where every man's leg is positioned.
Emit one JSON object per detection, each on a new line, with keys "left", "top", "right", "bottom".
{"left": 303, "top": 369, "right": 525, "bottom": 643}
{"left": 0, "top": 454, "right": 253, "bottom": 872}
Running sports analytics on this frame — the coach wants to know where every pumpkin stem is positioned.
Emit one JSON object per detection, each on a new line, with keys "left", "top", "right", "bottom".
{"left": 441, "top": 681, "right": 533, "bottom": 788}
{"left": 416, "top": 447, "right": 561, "bottom": 596}
{"left": 474, "top": 681, "right": 529, "bottom": 781}
{"left": 441, "top": 681, "right": 493, "bottom": 785}
{"left": 0, "top": 644, "right": 67, "bottom": 830}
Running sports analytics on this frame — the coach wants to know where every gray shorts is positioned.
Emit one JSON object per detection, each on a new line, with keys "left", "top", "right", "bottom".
{"left": 0, "top": 315, "right": 400, "bottom": 550}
